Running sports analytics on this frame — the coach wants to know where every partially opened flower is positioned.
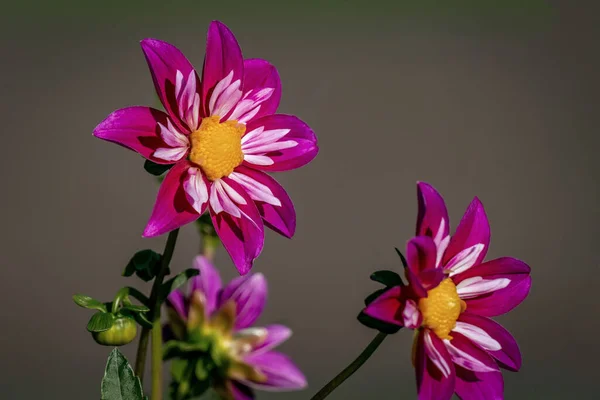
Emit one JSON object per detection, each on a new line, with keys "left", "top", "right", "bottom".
{"left": 93, "top": 21, "right": 318, "bottom": 274}
{"left": 364, "top": 182, "right": 531, "bottom": 400}
{"left": 164, "top": 256, "right": 306, "bottom": 400}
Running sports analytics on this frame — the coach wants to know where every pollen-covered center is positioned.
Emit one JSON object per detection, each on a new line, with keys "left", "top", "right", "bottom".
{"left": 418, "top": 278, "right": 466, "bottom": 340}
{"left": 189, "top": 116, "right": 245, "bottom": 181}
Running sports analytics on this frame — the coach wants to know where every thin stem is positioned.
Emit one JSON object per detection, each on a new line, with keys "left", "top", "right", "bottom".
{"left": 201, "top": 234, "right": 220, "bottom": 261}
{"left": 134, "top": 228, "right": 180, "bottom": 383}
{"left": 151, "top": 319, "right": 163, "bottom": 400}
{"left": 309, "top": 332, "right": 387, "bottom": 400}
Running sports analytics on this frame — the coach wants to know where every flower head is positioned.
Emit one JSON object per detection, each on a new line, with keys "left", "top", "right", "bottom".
{"left": 93, "top": 21, "right": 318, "bottom": 274}
{"left": 164, "top": 256, "right": 306, "bottom": 399}
{"left": 364, "top": 182, "right": 531, "bottom": 400}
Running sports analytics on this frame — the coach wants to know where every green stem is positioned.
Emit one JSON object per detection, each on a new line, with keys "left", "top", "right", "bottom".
{"left": 201, "top": 234, "right": 220, "bottom": 261}
{"left": 151, "top": 319, "right": 163, "bottom": 400}
{"left": 309, "top": 332, "right": 387, "bottom": 400}
{"left": 134, "top": 228, "right": 180, "bottom": 385}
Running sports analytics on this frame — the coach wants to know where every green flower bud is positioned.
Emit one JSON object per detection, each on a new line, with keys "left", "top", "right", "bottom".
{"left": 92, "top": 316, "right": 137, "bottom": 346}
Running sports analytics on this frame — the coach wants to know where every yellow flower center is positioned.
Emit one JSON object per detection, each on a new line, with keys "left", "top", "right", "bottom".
{"left": 418, "top": 278, "right": 466, "bottom": 340}
{"left": 189, "top": 116, "right": 245, "bottom": 181}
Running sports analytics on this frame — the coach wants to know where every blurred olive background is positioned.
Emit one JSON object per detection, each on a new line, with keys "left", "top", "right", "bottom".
{"left": 1, "top": 1, "right": 598, "bottom": 399}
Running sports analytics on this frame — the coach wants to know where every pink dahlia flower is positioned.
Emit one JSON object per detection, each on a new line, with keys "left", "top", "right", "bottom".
{"left": 364, "top": 182, "right": 531, "bottom": 400}
{"left": 165, "top": 256, "right": 306, "bottom": 399}
{"left": 93, "top": 21, "right": 318, "bottom": 274}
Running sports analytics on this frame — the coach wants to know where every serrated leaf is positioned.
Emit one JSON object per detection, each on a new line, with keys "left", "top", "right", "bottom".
{"left": 364, "top": 288, "right": 389, "bottom": 306}
{"left": 370, "top": 270, "right": 403, "bottom": 287}
{"left": 144, "top": 159, "right": 174, "bottom": 176}
{"left": 158, "top": 268, "right": 200, "bottom": 305}
{"left": 87, "top": 312, "right": 115, "bottom": 332}
{"left": 73, "top": 294, "right": 107, "bottom": 312}
{"left": 395, "top": 247, "right": 409, "bottom": 268}
{"left": 101, "top": 348, "right": 144, "bottom": 400}
{"left": 357, "top": 311, "right": 402, "bottom": 334}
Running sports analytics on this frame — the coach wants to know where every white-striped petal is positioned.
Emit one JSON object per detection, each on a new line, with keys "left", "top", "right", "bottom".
{"left": 209, "top": 70, "right": 234, "bottom": 113}
{"left": 183, "top": 167, "right": 209, "bottom": 214}
{"left": 158, "top": 120, "right": 189, "bottom": 148}
{"left": 444, "top": 339, "right": 498, "bottom": 372}
{"left": 229, "top": 172, "right": 281, "bottom": 206}
{"left": 453, "top": 322, "right": 502, "bottom": 351}
{"left": 242, "top": 128, "right": 290, "bottom": 147}
{"left": 153, "top": 147, "right": 188, "bottom": 162}
{"left": 456, "top": 276, "right": 511, "bottom": 299}
{"left": 446, "top": 243, "right": 485, "bottom": 275}
{"left": 243, "top": 154, "right": 274, "bottom": 166}
{"left": 242, "top": 140, "right": 298, "bottom": 155}
{"left": 424, "top": 331, "right": 452, "bottom": 378}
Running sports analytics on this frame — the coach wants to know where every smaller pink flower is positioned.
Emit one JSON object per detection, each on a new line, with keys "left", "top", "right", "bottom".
{"left": 93, "top": 21, "right": 318, "bottom": 274}
{"left": 364, "top": 182, "right": 531, "bottom": 400}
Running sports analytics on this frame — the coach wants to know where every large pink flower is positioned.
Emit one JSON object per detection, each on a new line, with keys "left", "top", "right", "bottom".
{"left": 364, "top": 182, "right": 531, "bottom": 400}
{"left": 93, "top": 21, "right": 318, "bottom": 274}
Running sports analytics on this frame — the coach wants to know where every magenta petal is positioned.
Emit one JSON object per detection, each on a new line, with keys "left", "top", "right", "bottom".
{"left": 407, "top": 236, "right": 438, "bottom": 273}
{"left": 363, "top": 286, "right": 403, "bottom": 325}
{"left": 143, "top": 161, "right": 200, "bottom": 237}
{"left": 251, "top": 325, "right": 292, "bottom": 354}
{"left": 233, "top": 166, "right": 296, "bottom": 238}
{"left": 416, "top": 182, "right": 450, "bottom": 240}
{"left": 202, "top": 21, "right": 244, "bottom": 111}
{"left": 458, "top": 313, "right": 522, "bottom": 371}
{"left": 190, "top": 255, "right": 222, "bottom": 315}
{"left": 455, "top": 368, "right": 504, "bottom": 400}
{"left": 445, "top": 333, "right": 499, "bottom": 373}
{"left": 243, "top": 351, "right": 307, "bottom": 390}
{"left": 443, "top": 197, "right": 490, "bottom": 266}
{"left": 210, "top": 179, "right": 265, "bottom": 275}
{"left": 242, "top": 114, "right": 318, "bottom": 172}
{"left": 220, "top": 272, "right": 267, "bottom": 329}
{"left": 241, "top": 58, "right": 281, "bottom": 120}
{"left": 140, "top": 39, "right": 198, "bottom": 133}
{"left": 93, "top": 106, "right": 174, "bottom": 164}
{"left": 416, "top": 330, "right": 456, "bottom": 400}
{"left": 455, "top": 257, "right": 531, "bottom": 317}
{"left": 166, "top": 289, "right": 188, "bottom": 320}
{"left": 230, "top": 382, "right": 255, "bottom": 400}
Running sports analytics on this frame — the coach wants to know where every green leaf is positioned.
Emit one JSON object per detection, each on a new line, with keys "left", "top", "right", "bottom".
{"left": 101, "top": 348, "right": 145, "bottom": 400}
{"left": 144, "top": 159, "right": 173, "bottom": 176}
{"left": 87, "top": 312, "right": 115, "bottom": 332}
{"left": 364, "top": 288, "right": 388, "bottom": 306}
{"left": 121, "top": 304, "right": 150, "bottom": 313}
{"left": 130, "top": 310, "right": 153, "bottom": 329}
{"left": 357, "top": 311, "right": 402, "bottom": 334}
{"left": 123, "top": 249, "right": 163, "bottom": 282}
{"left": 370, "top": 270, "right": 403, "bottom": 287}
{"left": 395, "top": 247, "right": 409, "bottom": 268}
{"left": 158, "top": 268, "right": 200, "bottom": 305}
{"left": 73, "top": 294, "right": 107, "bottom": 312}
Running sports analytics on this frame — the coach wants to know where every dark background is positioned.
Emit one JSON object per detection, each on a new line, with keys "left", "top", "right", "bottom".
{"left": 1, "top": 1, "right": 598, "bottom": 398}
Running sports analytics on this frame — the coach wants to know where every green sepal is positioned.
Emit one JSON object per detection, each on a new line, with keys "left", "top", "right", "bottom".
{"left": 357, "top": 311, "right": 402, "bottom": 334}
{"left": 144, "top": 159, "right": 174, "bottom": 176}
{"left": 101, "top": 348, "right": 145, "bottom": 400}
{"left": 73, "top": 294, "right": 108, "bottom": 312}
{"left": 370, "top": 270, "right": 403, "bottom": 287}
{"left": 87, "top": 312, "right": 115, "bottom": 332}
{"left": 395, "top": 247, "right": 409, "bottom": 268}
{"left": 158, "top": 268, "right": 200, "bottom": 306}
{"left": 123, "top": 249, "right": 165, "bottom": 282}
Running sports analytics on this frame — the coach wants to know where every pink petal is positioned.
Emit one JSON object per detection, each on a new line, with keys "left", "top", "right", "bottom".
{"left": 443, "top": 197, "right": 490, "bottom": 267}
{"left": 239, "top": 58, "right": 281, "bottom": 121}
{"left": 445, "top": 333, "right": 499, "bottom": 373}
{"left": 416, "top": 182, "right": 450, "bottom": 246}
{"left": 93, "top": 106, "right": 176, "bottom": 164}
{"left": 142, "top": 161, "right": 200, "bottom": 237}
{"left": 403, "top": 299, "right": 423, "bottom": 329}
{"left": 242, "top": 115, "right": 318, "bottom": 172}
{"left": 231, "top": 166, "right": 296, "bottom": 238}
{"left": 230, "top": 382, "right": 255, "bottom": 400}
{"left": 405, "top": 236, "right": 445, "bottom": 293}
{"left": 220, "top": 272, "right": 267, "bottom": 329}
{"left": 445, "top": 244, "right": 486, "bottom": 276}
{"left": 455, "top": 368, "right": 504, "bottom": 400}
{"left": 415, "top": 329, "right": 456, "bottom": 400}
{"left": 457, "top": 313, "right": 522, "bottom": 371}
{"left": 140, "top": 39, "right": 199, "bottom": 133}
{"left": 190, "top": 255, "right": 222, "bottom": 316}
{"left": 242, "top": 351, "right": 307, "bottom": 390}
{"left": 202, "top": 21, "right": 244, "bottom": 115}
{"left": 363, "top": 286, "right": 403, "bottom": 325}
{"left": 183, "top": 167, "right": 210, "bottom": 214}
{"left": 166, "top": 289, "right": 188, "bottom": 320}
{"left": 453, "top": 257, "right": 531, "bottom": 317}
{"left": 250, "top": 325, "right": 292, "bottom": 355}
{"left": 210, "top": 178, "right": 264, "bottom": 275}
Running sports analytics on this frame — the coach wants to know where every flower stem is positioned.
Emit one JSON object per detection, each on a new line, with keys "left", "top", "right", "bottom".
{"left": 151, "top": 319, "right": 163, "bottom": 400}
{"left": 134, "top": 228, "right": 180, "bottom": 384}
{"left": 309, "top": 332, "right": 387, "bottom": 400}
